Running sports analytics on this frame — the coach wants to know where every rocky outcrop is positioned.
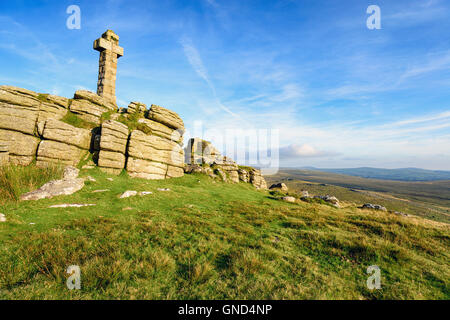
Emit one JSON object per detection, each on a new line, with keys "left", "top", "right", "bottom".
{"left": 0, "top": 86, "right": 40, "bottom": 135}
{"left": 249, "top": 169, "right": 268, "bottom": 190}
{"left": 238, "top": 169, "right": 249, "bottom": 183}
{"left": 361, "top": 203, "right": 387, "bottom": 211}
{"left": 184, "top": 138, "right": 268, "bottom": 188}
{"left": 1, "top": 85, "right": 267, "bottom": 189}
{"left": 269, "top": 183, "right": 288, "bottom": 192}
{"left": 282, "top": 196, "right": 296, "bottom": 203}
{"left": 70, "top": 90, "right": 117, "bottom": 125}
{"left": 21, "top": 166, "right": 85, "bottom": 201}
{"left": 137, "top": 118, "right": 183, "bottom": 143}
{"left": 37, "top": 140, "right": 86, "bottom": 167}
{"left": 148, "top": 104, "right": 185, "bottom": 131}
{"left": 127, "top": 130, "right": 184, "bottom": 179}
{"left": 315, "top": 195, "right": 340, "bottom": 208}
{"left": 0, "top": 129, "right": 40, "bottom": 166}
{"left": 127, "top": 102, "right": 147, "bottom": 115}
{"left": 185, "top": 138, "right": 240, "bottom": 183}
{"left": 97, "top": 120, "right": 129, "bottom": 174}
{"left": 37, "top": 95, "right": 69, "bottom": 126}
{"left": 41, "top": 119, "right": 91, "bottom": 149}
{"left": 35, "top": 119, "right": 91, "bottom": 167}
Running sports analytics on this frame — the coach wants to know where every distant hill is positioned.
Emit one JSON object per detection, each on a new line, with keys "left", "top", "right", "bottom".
{"left": 292, "top": 167, "right": 450, "bottom": 182}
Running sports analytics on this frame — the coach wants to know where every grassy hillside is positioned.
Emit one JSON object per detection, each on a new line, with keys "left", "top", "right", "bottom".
{"left": 267, "top": 169, "right": 450, "bottom": 223}
{"left": 0, "top": 166, "right": 449, "bottom": 299}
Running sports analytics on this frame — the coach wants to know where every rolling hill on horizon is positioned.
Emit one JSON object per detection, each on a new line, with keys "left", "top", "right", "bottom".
{"left": 285, "top": 167, "right": 450, "bottom": 182}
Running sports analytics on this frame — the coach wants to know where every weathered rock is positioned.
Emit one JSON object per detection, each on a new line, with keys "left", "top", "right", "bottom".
{"left": 69, "top": 99, "right": 108, "bottom": 125}
{"left": 300, "top": 190, "right": 310, "bottom": 198}
{"left": 0, "top": 213, "right": 6, "bottom": 222}
{"left": 166, "top": 165, "right": 184, "bottom": 178}
{"left": 394, "top": 211, "right": 409, "bottom": 217}
{"left": 139, "top": 191, "right": 153, "bottom": 196}
{"left": 214, "top": 167, "right": 227, "bottom": 182}
{"left": 227, "top": 170, "right": 239, "bottom": 183}
{"left": 128, "top": 130, "right": 184, "bottom": 168}
{"left": 98, "top": 150, "right": 126, "bottom": 174}
{"left": 41, "top": 119, "right": 91, "bottom": 149}
{"left": 184, "top": 164, "right": 204, "bottom": 174}
{"left": 157, "top": 188, "right": 171, "bottom": 192}
{"left": 37, "top": 95, "right": 68, "bottom": 124}
{"left": 70, "top": 90, "right": 117, "bottom": 125}
{"left": 0, "top": 144, "right": 9, "bottom": 165}
{"left": 184, "top": 164, "right": 216, "bottom": 178}
{"left": 119, "top": 190, "right": 138, "bottom": 198}
{"left": 97, "top": 120, "right": 128, "bottom": 174}
{"left": 73, "top": 90, "right": 117, "bottom": 111}
{"left": 282, "top": 196, "right": 296, "bottom": 203}
{"left": 63, "top": 166, "right": 80, "bottom": 179}
{"left": 0, "top": 85, "right": 38, "bottom": 99}
{"left": 127, "top": 102, "right": 147, "bottom": 115}
{"left": 0, "top": 88, "right": 39, "bottom": 135}
{"left": 0, "top": 129, "right": 40, "bottom": 165}
{"left": 185, "top": 138, "right": 220, "bottom": 164}
{"left": 238, "top": 169, "right": 249, "bottom": 183}
{"left": 361, "top": 203, "right": 387, "bottom": 211}
{"left": 148, "top": 104, "right": 184, "bottom": 131}
{"left": 249, "top": 169, "right": 268, "bottom": 190}
{"left": 269, "top": 183, "right": 288, "bottom": 192}
{"left": 127, "top": 157, "right": 167, "bottom": 180}
{"left": 92, "top": 189, "right": 109, "bottom": 193}
{"left": 99, "top": 120, "right": 129, "bottom": 153}
{"left": 21, "top": 176, "right": 85, "bottom": 201}
{"left": 36, "top": 140, "right": 85, "bottom": 167}
{"left": 315, "top": 195, "right": 340, "bottom": 208}
{"left": 137, "top": 118, "right": 183, "bottom": 143}
{"left": 49, "top": 203, "right": 95, "bottom": 208}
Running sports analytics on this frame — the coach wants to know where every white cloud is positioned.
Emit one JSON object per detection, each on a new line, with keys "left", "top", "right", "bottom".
{"left": 279, "top": 144, "right": 338, "bottom": 159}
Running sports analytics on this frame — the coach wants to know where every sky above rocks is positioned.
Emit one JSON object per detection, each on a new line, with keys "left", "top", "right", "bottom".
{"left": 1, "top": 0, "right": 449, "bottom": 170}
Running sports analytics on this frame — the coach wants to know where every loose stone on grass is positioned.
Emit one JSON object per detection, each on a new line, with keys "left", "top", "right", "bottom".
{"left": 49, "top": 204, "right": 96, "bottom": 208}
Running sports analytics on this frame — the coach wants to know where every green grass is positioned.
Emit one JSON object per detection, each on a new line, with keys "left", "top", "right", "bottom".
{"left": 0, "top": 164, "right": 64, "bottom": 204}
{"left": 37, "top": 94, "right": 51, "bottom": 103}
{"left": 0, "top": 168, "right": 448, "bottom": 299}
{"left": 61, "top": 111, "right": 97, "bottom": 130}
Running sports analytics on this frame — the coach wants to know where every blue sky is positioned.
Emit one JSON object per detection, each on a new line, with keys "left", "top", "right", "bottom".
{"left": 1, "top": 0, "right": 450, "bottom": 170}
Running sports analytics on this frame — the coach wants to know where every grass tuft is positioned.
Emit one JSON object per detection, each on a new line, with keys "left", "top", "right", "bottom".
{"left": 0, "top": 164, "right": 63, "bottom": 204}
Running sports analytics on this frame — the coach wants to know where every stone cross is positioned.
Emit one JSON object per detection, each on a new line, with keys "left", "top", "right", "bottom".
{"left": 93, "top": 30, "right": 124, "bottom": 105}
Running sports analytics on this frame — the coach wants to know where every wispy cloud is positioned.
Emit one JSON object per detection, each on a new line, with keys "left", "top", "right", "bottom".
{"left": 180, "top": 36, "right": 246, "bottom": 121}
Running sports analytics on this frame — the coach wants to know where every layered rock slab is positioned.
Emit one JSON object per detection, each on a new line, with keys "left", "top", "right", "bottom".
{"left": 148, "top": 104, "right": 184, "bottom": 131}
{"left": 98, "top": 120, "right": 129, "bottom": 174}
{"left": 127, "top": 130, "right": 184, "bottom": 180}
{"left": 0, "top": 129, "right": 39, "bottom": 165}
{"left": 70, "top": 90, "right": 117, "bottom": 125}
{"left": 0, "top": 86, "right": 40, "bottom": 135}
{"left": 37, "top": 140, "right": 86, "bottom": 167}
